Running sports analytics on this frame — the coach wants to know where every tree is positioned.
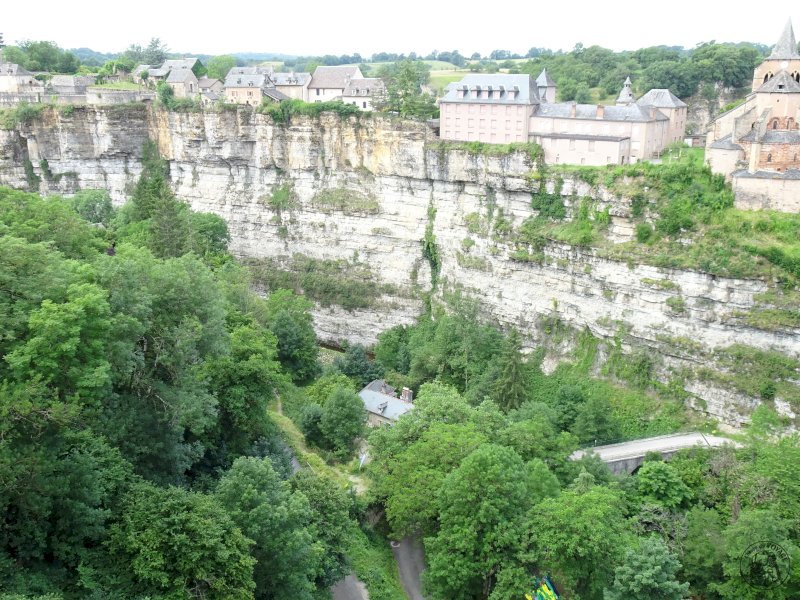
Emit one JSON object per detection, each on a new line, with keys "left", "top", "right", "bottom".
{"left": 207, "top": 55, "right": 237, "bottom": 80}
{"left": 424, "top": 444, "right": 536, "bottom": 600}
{"left": 263, "top": 290, "right": 319, "bottom": 383}
{"left": 107, "top": 481, "right": 255, "bottom": 599}
{"left": 376, "top": 59, "right": 438, "bottom": 119}
{"left": 334, "top": 343, "right": 384, "bottom": 387}
{"left": 527, "top": 487, "right": 632, "bottom": 598}
{"left": 216, "top": 457, "right": 318, "bottom": 600}
{"left": 381, "top": 422, "right": 487, "bottom": 537}
{"left": 571, "top": 395, "right": 620, "bottom": 445}
{"left": 635, "top": 460, "right": 692, "bottom": 509}
{"left": 680, "top": 506, "right": 725, "bottom": 598}
{"left": 319, "top": 387, "right": 365, "bottom": 457}
{"left": 142, "top": 38, "right": 169, "bottom": 66}
{"left": 291, "top": 471, "right": 353, "bottom": 587}
{"left": 492, "top": 329, "right": 529, "bottom": 411}
{"left": 605, "top": 537, "right": 689, "bottom": 600}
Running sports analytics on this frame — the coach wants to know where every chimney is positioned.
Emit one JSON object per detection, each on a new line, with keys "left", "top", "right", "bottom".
{"left": 401, "top": 387, "right": 413, "bottom": 403}
{"left": 650, "top": 106, "right": 657, "bottom": 120}
{"left": 570, "top": 102, "right": 577, "bottom": 118}
{"left": 596, "top": 105, "right": 605, "bottom": 118}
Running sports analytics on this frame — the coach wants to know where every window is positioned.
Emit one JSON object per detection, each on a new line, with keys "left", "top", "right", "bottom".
{"left": 363, "top": 102, "right": 367, "bottom": 108}
{"left": 569, "top": 139, "right": 576, "bottom": 150}
{"left": 316, "top": 89, "right": 320, "bottom": 96}
{"left": 588, "top": 140, "right": 595, "bottom": 151}
{"left": 767, "top": 153, "right": 772, "bottom": 162}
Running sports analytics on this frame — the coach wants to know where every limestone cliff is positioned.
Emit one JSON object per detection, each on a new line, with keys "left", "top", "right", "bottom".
{"left": 0, "top": 105, "right": 797, "bottom": 428}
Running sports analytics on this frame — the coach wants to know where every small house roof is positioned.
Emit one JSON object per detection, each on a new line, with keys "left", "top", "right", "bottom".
{"left": 359, "top": 380, "right": 414, "bottom": 421}
{"left": 343, "top": 77, "right": 385, "bottom": 96}
{"left": 0, "top": 62, "right": 32, "bottom": 76}
{"left": 309, "top": 65, "right": 362, "bottom": 89}
{"left": 197, "top": 76, "right": 221, "bottom": 90}
{"left": 636, "top": 88, "right": 687, "bottom": 108}
{"left": 166, "top": 68, "right": 197, "bottom": 83}
{"left": 224, "top": 72, "right": 270, "bottom": 88}
{"left": 272, "top": 72, "right": 311, "bottom": 86}
{"left": 263, "top": 87, "right": 289, "bottom": 101}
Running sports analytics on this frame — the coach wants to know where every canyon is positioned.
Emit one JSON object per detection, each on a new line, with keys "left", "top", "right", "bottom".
{"left": 0, "top": 105, "right": 797, "bottom": 428}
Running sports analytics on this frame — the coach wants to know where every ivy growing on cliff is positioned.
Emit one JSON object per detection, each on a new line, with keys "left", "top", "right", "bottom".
{"left": 422, "top": 200, "right": 441, "bottom": 287}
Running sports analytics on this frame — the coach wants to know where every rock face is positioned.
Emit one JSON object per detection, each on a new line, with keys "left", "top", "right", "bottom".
{"left": 1, "top": 105, "right": 797, "bottom": 428}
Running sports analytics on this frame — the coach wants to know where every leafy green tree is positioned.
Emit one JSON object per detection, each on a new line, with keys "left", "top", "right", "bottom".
{"left": 382, "top": 422, "right": 487, "bottom": 537}
{"left": 334, "top": 343, "right": 384, "bottom": 387}
{"left": 207, "top": 55, "right": 237, "bottom": 80}
{"left": 425, "top": 444, "right": 535, "bottom": 600}
{"left": 712, "top": 509, "right": 800, "bottom": 600}
{"left": 107, "top": 481, "right": 255, "bottom": 599}
{"left": 264, "top": 290, "right": 319, "bottom": 383}
{"left": 605, "top": 536, "right": 689, "bottom": 600}
{"left": 300, "top": 403, "right": 325, "bottom": 448}
{"left": 527, "top": 486, "right": 632, "bottom": 598}
{"left": 216, "top": 457, "right": 318, "bottom": 600}
{"left": 376, "top": 59, "right": 438, "bottom": 119}
{"left": 680, "top": 506, "right": 725, "bottom": 598}
{"left": 291, "top": 471, "right": 353, "bottom": 587}
{"left": 320, "top": 387, "right": 365, "bottom": 457}
{"left": 6, "top": 282, "right": 112, "bottom": 406}
{"left": 305, "top": 373, "right": 356, "bottom": 405}
{"left": 571, "top": 395, "right": 620, "bottom": 445}
{"left": 69, "top": 189, "right": 114, "bottom": 226}
{"left": 551, "top": 384, "right": 586, "bottom": 431}
{"left": 635, "top": 460, "right": 692, "bottom": 509}
{"left": 142, "top": 38, "right": 169, "bottom": 66}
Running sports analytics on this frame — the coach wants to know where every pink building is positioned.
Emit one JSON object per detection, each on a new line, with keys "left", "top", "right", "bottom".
{"left": 439, "top": 74, "right": 539, "bottom": 143}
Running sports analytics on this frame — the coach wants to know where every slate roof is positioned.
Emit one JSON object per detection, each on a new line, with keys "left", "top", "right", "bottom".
{"left": 134, "top": 64, "right": 151, "bottom": 76}
{"left": 263, "top": 88, "right": 289, "bottom": 101}
{"left": 227, "top": 66, "right": 274, "bottom": 77}
{"left": 149, "top": 58, "right": 200, "bottom": 78}
{"left": 202, "top": 90, "right": 220, "bottom": 102}
{"left": 709, "top": 134, "right": 743, "bottom": 150}
{"left": 636, "top": 88, "right": 686, "bottom": 108}
{"left": 441, "top": 74, "right": 539, "bottom": 105}
{"left": 0, "top": 62, "right": 32, "bottom": 76}
{"left": 359, "top": 380, "right": 414, "bottom": 421}
{"left": 770, "top": 20, "right": 800, "bottom": 59}
{"left": 534, "top": 102, "right": 667, "bottom": 122}
{"left": 756, "top": 70, "right": 800, "bottom": 93}
{"left": 739, "top": 129, "right": 800, "bottom": 144}
{"left": 167, "top": 68, "right": 197, "bottom": 84}
{"left": 343, "top": 77, "right": 385, "bottom": 97}
{"left": 617, "top": 77, "right": 634, "bottom": 104}
{"left": 198, "top": 76, "right": 221, "bottom": 90}
{"left": 309, "top": 66, "right": 361, "bottom": 89}
{"left": 225, "top": 72, "right": 270, "bottom": 88}
{"left": 734, "top": 168, "right": 800, "bottom": 179}
{"left": 536, "top": 68, "right": 555, "bottom": 87}
{"left": 273, "top": 72, "right": 311, "bottom": 86}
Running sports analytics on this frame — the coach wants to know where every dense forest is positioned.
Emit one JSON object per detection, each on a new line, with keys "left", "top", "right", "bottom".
{"left": 2, "top": 137, "right": 800, "bottom": 600}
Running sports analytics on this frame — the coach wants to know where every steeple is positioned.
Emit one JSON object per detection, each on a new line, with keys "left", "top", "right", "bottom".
{"left": 769, "top": 19, "right": 800, "bottom": 59}
{"left": 536, "top": 68, "right": 556, "bottom": 103}
{"left": 616, "top": 76, "right": 634, "bottom": 106}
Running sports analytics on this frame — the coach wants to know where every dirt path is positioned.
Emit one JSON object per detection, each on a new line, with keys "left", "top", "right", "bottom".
{"left": 392, "top": 536, "right": 426, "bottom": 600}
{"left": 331, "top": 574, "right": 369, "bottom": 600}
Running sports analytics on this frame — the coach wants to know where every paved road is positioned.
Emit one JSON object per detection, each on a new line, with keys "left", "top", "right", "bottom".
{"left": 570, "top": 432, "right": 739, "bottom": 462}
{"left": 332, "top": 575, "right": 369, "bottom": 600}
{"left": 392, "top": 536, "right": 426, "bottom": 600}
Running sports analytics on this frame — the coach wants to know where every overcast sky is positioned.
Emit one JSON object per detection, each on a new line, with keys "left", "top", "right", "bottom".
{"left": 3, "top": 1, "right": 798, "bottom": 57}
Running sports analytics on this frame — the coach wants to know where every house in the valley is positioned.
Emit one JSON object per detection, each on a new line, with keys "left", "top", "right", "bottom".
{"left": 342, "top": 77, "right": 386, "bottom": 111}
{"left": 166, "top": 67, "right": 199, "bottom": 97}
{"left": 308, "top": 65, "right": 363, "bottom": 102}
{"left": 358, "top": 380, "right": 414, "bottom": 426}
{"left": 198, "top": 76, "right": 223, "bottom": 95}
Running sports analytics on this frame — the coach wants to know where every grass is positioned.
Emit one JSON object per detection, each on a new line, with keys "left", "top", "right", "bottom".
{"left": 312, "top": 187, "right": 380, "bottom": 214}
{"left": 428, "top": 140, "right": 544, "bottom": 164}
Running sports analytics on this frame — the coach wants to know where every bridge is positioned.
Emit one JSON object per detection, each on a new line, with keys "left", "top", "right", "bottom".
{"left": 570, "top": 432, "right": 740, "bottom": 475}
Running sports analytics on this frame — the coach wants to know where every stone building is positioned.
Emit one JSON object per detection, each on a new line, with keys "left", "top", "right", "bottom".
{"left": 342, "top": 77, "right": 386, "bottom": 110}
{"left": 224, "top": 70, "right": 273, "bottom": 105}
{"left": 706, "top": 20, "right": 800, "bottom": 211}
{"left": 440, "top": 71, "right": 686, "bottom": 165}
{"left": 358, "top": 380, "right": 414, "bottom": 427}
{"left": 272, "top": 72, "right": 311, "bottom": 101}
{"left": 0, "top": 62, "right": 42, "bottom": 93}
{"left": 308, "top": 65, "right": 363, "bottom": 103}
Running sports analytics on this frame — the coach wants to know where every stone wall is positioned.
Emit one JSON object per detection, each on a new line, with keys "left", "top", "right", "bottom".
{"left": 733, "top": 173, "right": 800, "bottom": 212}
{"left": 0, "top": 105, "right": 797, "bottom": 428}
